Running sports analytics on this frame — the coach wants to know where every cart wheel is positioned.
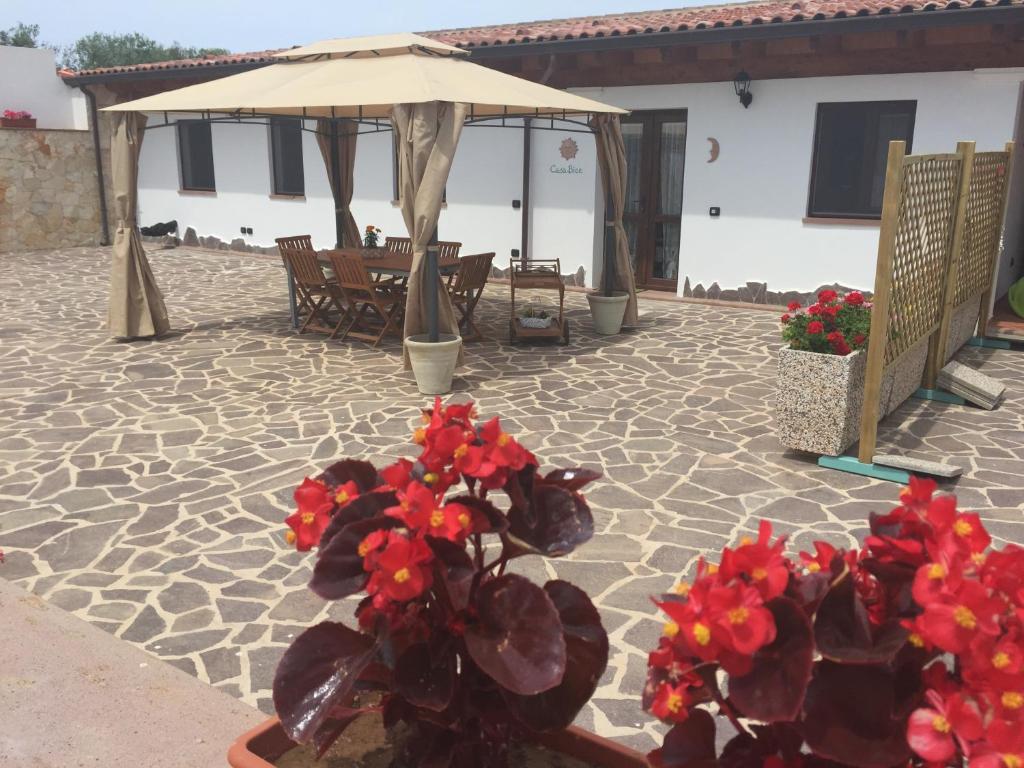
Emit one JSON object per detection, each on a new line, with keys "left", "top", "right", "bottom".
{"left": 561, "top": 319, "right": 571, "bottom": 346}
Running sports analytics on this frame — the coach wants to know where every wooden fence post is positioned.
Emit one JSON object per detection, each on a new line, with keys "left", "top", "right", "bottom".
{"left": 926, "top": 141, "right": 975, "bottom": 388}
{"left": 858, "top": 141, "right": 906, "bottom": 465}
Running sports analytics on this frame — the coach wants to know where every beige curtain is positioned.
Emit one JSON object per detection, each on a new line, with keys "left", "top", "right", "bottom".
{"left": 108, "top": 112, "right": 170, "bottom": 339}
{"left": 392, "top": 101, "right": 467, "bottom": 367}
{"left": 592, "top": 114, "right": 639, "bottom": 326}
{"left": 315, "top": 118, "right": 361, "bottom": 248}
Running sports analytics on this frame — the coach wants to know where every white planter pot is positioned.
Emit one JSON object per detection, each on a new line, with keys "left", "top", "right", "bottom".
{"left": 776, "top": 336, "right": 929, "bottom": 456}
{"left": 587, "top": 292, "right": 629, "bottom": 335}
{"left": 405, "top": 334, "right": 462, "bottom": 395}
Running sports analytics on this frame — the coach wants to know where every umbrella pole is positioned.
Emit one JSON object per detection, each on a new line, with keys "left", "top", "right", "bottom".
{"left": 427, "top": 228, "right": 439, "bottom": 343}
{"left": 602, "top": 187, "right": 616, "bottom": 298}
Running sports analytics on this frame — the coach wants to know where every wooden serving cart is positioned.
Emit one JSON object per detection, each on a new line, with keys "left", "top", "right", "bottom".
{"left": 508, "top": 258, "right": 570, "bottom": 345}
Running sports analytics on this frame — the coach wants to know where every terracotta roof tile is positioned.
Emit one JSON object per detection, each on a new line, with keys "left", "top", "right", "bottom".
{"left": 64, "top": 0, "right": 1018, "bottom": 78}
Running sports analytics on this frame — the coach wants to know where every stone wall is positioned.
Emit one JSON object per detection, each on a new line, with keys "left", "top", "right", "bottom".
{"left": 0, "top": 127, "right": 102, "bottom": 251}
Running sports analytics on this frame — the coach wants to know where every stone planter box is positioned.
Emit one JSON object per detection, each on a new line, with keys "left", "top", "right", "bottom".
{"left": 944, "top": 295, "right": 981, "bottom": 363}
{"left": 1, "top": 117, "right": 36, "bottom": 129}
{"left": 776, "top": 336, "right": 929, "bottom": 456}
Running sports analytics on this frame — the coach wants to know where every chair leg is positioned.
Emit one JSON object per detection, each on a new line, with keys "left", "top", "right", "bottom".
{"left": 327, "top": 298, "right": 353, "bottom": 340}
{"left": 300, "top": 295, "right": 329, "bottom": 334}
{"left": 342, "top": 303, "right": 371, "bottom": 342}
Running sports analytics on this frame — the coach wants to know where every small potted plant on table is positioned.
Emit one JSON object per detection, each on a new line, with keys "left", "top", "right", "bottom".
{"left": 228, "top": 398, "right": 647, "bottom": 768}
{"left": 641, "top": 477, "right": 1024, "bottom": 768}
{"left": 1, "top": 109, "right": 36, "bottom": 129}
{"left": 363, "top": 225, "right": 382, "bottom": 249}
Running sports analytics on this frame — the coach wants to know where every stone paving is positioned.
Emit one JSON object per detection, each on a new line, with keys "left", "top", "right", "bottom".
{"left": 1, "top": 246, "right": 1023, "bottom": 751}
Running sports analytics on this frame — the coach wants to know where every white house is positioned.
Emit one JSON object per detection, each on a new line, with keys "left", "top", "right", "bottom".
{"left": 65, "top": 0, "right": 1024, "bottom": 307}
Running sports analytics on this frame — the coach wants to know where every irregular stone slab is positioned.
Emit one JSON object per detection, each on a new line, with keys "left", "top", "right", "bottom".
{"left": 873, "top": 454, "right": 964, "bottom": 478}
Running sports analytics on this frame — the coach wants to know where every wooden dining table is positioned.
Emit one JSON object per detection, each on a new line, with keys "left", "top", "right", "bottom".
{"left": 285, "top": 247, "right": 462, "bottom": 328}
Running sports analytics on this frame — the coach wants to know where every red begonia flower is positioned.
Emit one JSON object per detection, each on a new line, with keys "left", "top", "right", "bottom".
{"left": 365, "top": 533, "right": 433, "bottom": 604}
{"left": 650, "top": 681, "right": 692, "bottom": 723}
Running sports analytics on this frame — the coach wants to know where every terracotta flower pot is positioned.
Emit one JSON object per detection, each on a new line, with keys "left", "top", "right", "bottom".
{"left": 1, "top": 117, "right": 36, "bottom": 129}
{"left": 227, "top": 717, "right": 649, "bottom": 768}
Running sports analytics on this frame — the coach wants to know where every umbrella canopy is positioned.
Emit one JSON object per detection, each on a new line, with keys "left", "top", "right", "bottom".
{"left": 102, "top": 34, "right": 626, "bottom": 120}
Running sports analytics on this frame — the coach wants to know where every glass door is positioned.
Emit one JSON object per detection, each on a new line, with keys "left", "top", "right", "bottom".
{"left": 620, "top": 110, "right": 687, "bottom": 292}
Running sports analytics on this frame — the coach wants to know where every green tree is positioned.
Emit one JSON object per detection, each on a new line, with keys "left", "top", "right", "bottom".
{"left": 0, "top": 22, "right": 40, "bottom": 47}
{"left": 62, "top": 31, "right": 228, "bottom": 70}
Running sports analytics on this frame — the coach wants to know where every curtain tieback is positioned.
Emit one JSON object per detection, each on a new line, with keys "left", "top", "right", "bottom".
{"left": 116, "top": 219, "right": 137, "bottom": 230}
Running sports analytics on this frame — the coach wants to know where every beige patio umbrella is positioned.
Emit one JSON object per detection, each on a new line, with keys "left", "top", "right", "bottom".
{"left": 104, "top": 33, "right": 630, "bottom": 362}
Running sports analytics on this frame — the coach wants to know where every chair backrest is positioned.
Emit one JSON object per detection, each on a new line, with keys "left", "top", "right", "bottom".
{"left": 275, "top": 235, "right": 314, "bottom": 252}
{"left": 284, "top": 248, "right": 329, "bottom": 288}
{"left": 438, "top": 241, "right": 462, "bottom": 260}
{"left": 328, "top": 252, "right": 376, "bottom": 297}
{"left": 452, "top": 252, "right": 495, "bottom": 294}
{"left": 385, "top": 236, "right": 412, "bottom": 254}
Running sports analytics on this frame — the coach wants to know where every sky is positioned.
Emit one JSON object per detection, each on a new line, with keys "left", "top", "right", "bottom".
{"left": 2, "top": 0, "right": 712, "bottom": 52}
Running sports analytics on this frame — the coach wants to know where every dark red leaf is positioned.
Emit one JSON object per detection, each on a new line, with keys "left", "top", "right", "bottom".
{"left": 803, "top": 661, "right": 913, "bottom": 768}
{"left": 647, "top": 709, "right": 717, "bottom": 768}
{"left": 426, "top": 538, "right": 475, "bottom": 611}
{"left": 814, "top": 574, "right": 909, "bottom": 664}
{"left": 542, "top": 468, "right": 602, "bottom": 493}
{"left": 394, "top": 642, "right": 456, "bottom": 712}
{"left": 310, "top": 516, "right": 399, "bottom": 600}
{"left": 272, "top": 622, "right": 376, "bottom": 746}
{"left": 506, "top": 484, "right": 594, "bottom": 558}
{"left": 319, "top": 490, "right": 397, "bottom": 549}
{"left": 729, "top": 596, "right": 813, "bottom": 722}
{"left": 317, "top": 459, "right": 379, "bottom": 491}
{"left": 464, "top": 574, "right": 567, "bottom": 695}
{"left": 446, "top": 495, "right": 508, "bottom": 535}
{"left": 503, "top": 580, "right": 609, "bottom": 731}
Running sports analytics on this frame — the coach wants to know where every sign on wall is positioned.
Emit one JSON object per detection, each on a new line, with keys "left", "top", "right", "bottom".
{"left": 550, "top": 136, "right": 584, "bottom": 175}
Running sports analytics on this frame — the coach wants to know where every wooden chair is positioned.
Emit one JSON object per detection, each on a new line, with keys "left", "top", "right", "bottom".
{"left": 438, "top": 241, "right": 462, "bottom": 260}
{"left": 383, "top": 237, "right": 461, "bottom": 260}
{"left": 282, "top": 248, "right": 349, "bottom": 338}
{"left": 328, "top": 252, "right": 405, "bottom": 346}
{"left": 448, "top": 252, "right": 494, "bottom": 342}
{"left": 275, "top": 235, "right": 316, "bottom": 323}
{"left": 384, "top": 236, "right": 412, "bottom": 254}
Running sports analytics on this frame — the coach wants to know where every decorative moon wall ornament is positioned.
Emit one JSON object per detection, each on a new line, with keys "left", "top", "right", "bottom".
{"left": 707, "top": 137, "right": 720, "bottom": 163}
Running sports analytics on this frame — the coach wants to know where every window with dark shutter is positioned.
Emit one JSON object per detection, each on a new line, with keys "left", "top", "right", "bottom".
{"left": 808, "top": 101, "right": 916, "bottom": 219}
{"left": 270, "top": 118, "right": 305, "bottom": 196}
{"left": 177, "top": 120, "right": 216, "bottom": 192}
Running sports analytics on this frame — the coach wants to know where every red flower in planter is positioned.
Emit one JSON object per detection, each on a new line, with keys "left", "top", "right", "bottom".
{"left": 845, "top": 291, "right": 865, "bottom": 306}
{"left": 285, "top": 477, "right": 334, "bottom": 550}
{"left": 365, "top": 531, "right": 434, "bottom": 604}
{"left": 818, "top": 289, "right": 838, "bottom": 303}
{"left": 720, "top": 520, "right": 789, "bottom": 601}
{"left": 780, "top": 313, "right": 791, "bottom": 324}
{"left": 907, "top": 690, "right": 984, "bottom": 763}
{"left": 920, "top": 580, "right": 1004, "bottom": 653}
{"left": 799, "top": 540, "right": 837, "bottom": 573}
{"left": 781, "top": 288, "right": 870, "bottom": 356}
{"left": 806, "top": 320, "right": 824, "bottom": 335}
{"left": 965, "top": 718, "right": 1024, "bottom": 768}
{"left": 706, "top": 582, "right": 776, "bottom": 658}
{"left": 787, "top": 300, "right": 801, "bottom": 311}
{"left": 806, "top": 304, "right": 822, "bottom": 316}
{"left": 650, "top": 681, "right": 696, "bottom": 723}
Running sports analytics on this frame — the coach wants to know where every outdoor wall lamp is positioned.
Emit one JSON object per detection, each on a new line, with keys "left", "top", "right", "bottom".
{"left": 734, "top": 71, "right": 753, "bottom": 108}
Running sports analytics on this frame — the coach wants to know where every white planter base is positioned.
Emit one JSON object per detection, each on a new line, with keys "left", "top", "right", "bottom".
{"left": 587, "top": 292, "right": 629, "bottom": 335}
{"left": 405, "top": 334, "right": 462, "bottom": 395}
{"left": 776, "top": 336, "right": 929, "bottom": 456}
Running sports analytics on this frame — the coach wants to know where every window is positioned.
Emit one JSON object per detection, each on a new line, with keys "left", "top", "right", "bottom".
{"left": 177, "top": 120, "right": 216, "bottom": 191}
{"left": 808, "top": 101, "right": 916, "bottom": 219}
{"left": 270, "top": 117, "right": 305, "bottom": 196}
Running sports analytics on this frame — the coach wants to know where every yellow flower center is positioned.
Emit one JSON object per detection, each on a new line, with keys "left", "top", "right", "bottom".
{"left": 423, "top": 472, "right": 439, "bottom": 485}
{"left": 927, "top": 563, "right": 946, "bottom": 579}
{"left": 358, "top": 541, "right": 371, "bottom": 557}
{"left": 674, "top": 581, "right": 690, "bottom": 596}
{"left": 807, "top": 562, "right": 821, "bottom": 573}
{"left": 954, "top": 519, "right": 973, "bottom": 537}
{"left": 454, "top": 444, "right": 468, "bottom": 459}
{"left": 693, "top": 623, "right": 711, "bottom": 646}
{"left": 932, "top": 715, "right": 951, "bottom": 734}
{"left": 430, "top": 509, "right": 445, "bottom": 528}
{"left": 973, "top": 552, "right": 987, "bottom": 566}
{"left": 908, "top": 633, "right": 924, "bottom": 648}
{"left": 752, "top": 567, "right": 768, "bottom": 581}
{"left": 728, "top": 607, "right": 750, "bottom": 625}
{"left": 300, "top": 512, "right": 316, "bottom": 526}
{"left": 335, "top": 490, "right": 350, "bottom": 504}
{"left": 953, "top": 605, "right": 977, "bottom": 630}
{"left": 994, "top": 652, "right": 1012, "bottom": 670}
{"left": 1002, "top": 692, "right": 1024, "bottom": 710}
{"left": 458, "top": 512, "right": 471, "bottom": 529}
{"left": 740, "top": 536, "right": 754, "bottom": 546}
{"left": 393, "top": 568, "right": 411, "bottom": 584}
{"left": 496, "top": 433, "right": 511, "bottom": 447}
{"left": 413, "top": 428, "right": 427, "bottom": 445}
{"left": 665, "top": 692, "right": 684, "bottom": 714}
{"left": 663, "top": 621, "right": 679, "bottom": 638}
{"left": 707, "top": 564, "right": 720, "bottom": 576}
{"left": 285, "top": 530, "right": 296, "bottom": 544}
{"left": 1003, "top": 755, "right": 1022, "bottom": 768}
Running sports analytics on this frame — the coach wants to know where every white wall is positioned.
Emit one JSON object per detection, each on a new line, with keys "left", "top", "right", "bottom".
{"left": 136, "top": 68, "right": 1023, "bottom": 297}
{"left": 996, "top": 78, "right": 1024, "bottom": 299}
{"left": 575, "top": 68, "right": 1024, "bottom": 294}
{"left": 0, "top": 46, "right": 87, "bottom": 130}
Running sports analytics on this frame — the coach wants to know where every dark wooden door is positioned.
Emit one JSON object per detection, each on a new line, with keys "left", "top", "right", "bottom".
{"left": 621, "top": 110, "right": 687, "bottom": 292}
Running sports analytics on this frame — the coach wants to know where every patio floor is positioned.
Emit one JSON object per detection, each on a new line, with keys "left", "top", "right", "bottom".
{"left": 2, "top": 246, "right": 1023, "bottom": 751}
